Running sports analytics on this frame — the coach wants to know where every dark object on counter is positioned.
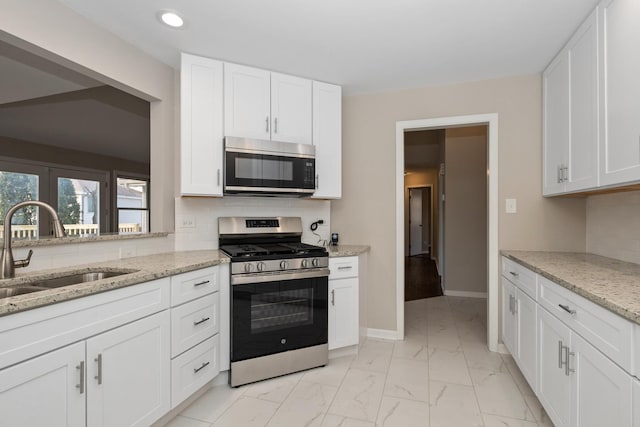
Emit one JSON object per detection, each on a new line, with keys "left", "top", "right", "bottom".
{"left": 331, "top": 233, "right": 339, "bottom": 246}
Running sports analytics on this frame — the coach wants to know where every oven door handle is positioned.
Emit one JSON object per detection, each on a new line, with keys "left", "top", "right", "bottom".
{"left": 231, "top": 268, "right": 330, "bottom": 285}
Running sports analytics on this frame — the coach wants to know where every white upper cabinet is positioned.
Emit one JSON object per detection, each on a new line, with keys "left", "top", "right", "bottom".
{"left": 180, "top": 53, "right": 224, "bottom": 196}
{"left": 224, "top": 64, "right": 312, "bottom": 144}
{"left": 598, "top": 0, "right": 640, "bottom": 186}
{"left": 543, "top": 9, "right": 599, "bottom": 196}
{"left": 311, "top": 81, "right": 342, "bottom": 199}
{"left": 271, "top": 72, "right": 312, "bottom": 144}
{"left": 224, "top": 63, "right": 271, "bottom": 141}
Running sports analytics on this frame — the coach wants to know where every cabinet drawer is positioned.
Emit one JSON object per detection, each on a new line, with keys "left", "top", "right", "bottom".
{"left": 502, "top": 257, "right": 537, "bottom": 299}
{"left": 171, "top": 335, "right": 219, "bottom": 408}
{"left": 329, "top": 256, "right": 358, "bottom": 279}
{"left": 538, "top": 276, "right": 633, "bottom": 372}
{"left": 171, "top": 293, "right": 219, "bottom": 357}
{"left": 171, "top": 267, "right": 218, "bottom": 306}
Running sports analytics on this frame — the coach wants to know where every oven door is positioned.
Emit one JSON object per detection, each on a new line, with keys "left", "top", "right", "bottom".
{"left": 224, "top": 150, "right": 316, "bottom": 195}
{"left": 231, "top": 271, "right": 328, "bottom": 362}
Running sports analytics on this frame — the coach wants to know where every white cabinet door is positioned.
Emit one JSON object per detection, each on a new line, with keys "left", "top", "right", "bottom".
{"left": 633, "top": 379, "right": 640, "bottom": 427}
{"left": 311, "top": 81, "right": 342, "bottom": 199}
{"left": 571, "top": 332, "right": 632, "bottom": 427}
{"left": 224, "top": 63, "right": 271, "bottom": 140}
{"left": 328, "top": 277, "right": 358, "bottom": 350}
{"left": 599, "top": 0, "right": 640, "bottom": 186}
{"left": 180, "top": 53, "right": 224, "bottom": 196}
{"left": 0, "top": 341, "right": 85, "bottom": 427}
{"left": 270, "top": 72, "right": 312, "bottom": 144}
{"left": 538, "top": 307, "right": 572, "bottom": 427}
{"left": 516, "top": 289, "right": 537, "bottom": 391}
{"left": 543, "top": 50, "right": 570, "bottom": 195}
{"left": 501, "top": 277, "right": 517, "bottom": 355}
{"left": 566, "top": 8, "right": 599, "bottom": 193}
{"left": 87, "top": 311, "right": 170, "bottom": 427}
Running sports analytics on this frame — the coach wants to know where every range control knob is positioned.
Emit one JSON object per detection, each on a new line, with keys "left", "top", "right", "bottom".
{"left": 257, "top": 262, "right": 266, "bottom": 272}
{"left": 279, "top": 260, "right": 288, "bottom": 270}
{"left": 312, "top": 258, "right": 320, "bottom": 267}
{"left": 301, "top": 259, "right": 309, "bottom": 268}
{"left": 244, "top": 263, "right": 253, "bottom": 273}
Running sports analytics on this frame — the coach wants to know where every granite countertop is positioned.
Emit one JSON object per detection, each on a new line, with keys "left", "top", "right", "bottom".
{"left": 327, "top": 245, "right": 370, "bottom": 257}
{"left": 0, "top": 250, "right": 229, "bottom": 317}
{"left": 4, "top": 232, "right": 170, "bottom": 248}
{"left": 502, "top": 250, "right": 640, "bottom": 324}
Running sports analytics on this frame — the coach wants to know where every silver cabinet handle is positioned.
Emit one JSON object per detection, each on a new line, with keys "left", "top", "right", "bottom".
{"left": 194, "top": 280, "right": 210, "bottom": 287}
{"left": 337, "top": 266, "right": 353, "bottom": 270}
{"left": 566, "top": 349, "right": 575, "bottom": 376}
{"left": 563, "top": 165, "right": 569, "bottom": 182}
{"left": 558, "top": 340, "right": 564, "bottom": 369}
{"left": 217, "top": 169, "right": 221, "bottom": 187}
{"left": 331, "top": 289, "right": 335, "bottom": 306}
{"left": 315, "top": 174, "right": 319, "bottom": 190}
{"left": 513, "top": 297, "right": 518, "bottom": 315}
{"left": 76, "top": 361, "right": 85, "bottom": 394}
{"left": 194, "top": 317, "right": 210, "bottom": 326}
{"left": 266, "top": 116, "right": 270, "bottom": 132}
{"left": 94, "top": 353, "right": 103, "bottom": 385}
{"left": 194, "top": 361, "right": 210, "bottom": 373}
{"left": 558, "top": 304, "right": 576, "bottom": 315}
{"left": 274, "top": 117, "right": 278, "bottom": 133}
{"left": 509, "top": 271, "right": 519, "bottom": 277}
{"left": 557, "top": 165, "right": 562, "bottom": 184}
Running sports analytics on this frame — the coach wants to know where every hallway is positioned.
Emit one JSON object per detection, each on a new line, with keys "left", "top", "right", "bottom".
{"left": 405, "top": 254, "right": 442, "bottom": 300}
{"left": 167, "top": 297, "right": 553, "bottom": 427}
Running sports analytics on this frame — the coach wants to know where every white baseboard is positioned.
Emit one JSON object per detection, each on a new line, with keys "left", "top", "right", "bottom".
{"left": 444, "top": 290, "right": 487, "bottom": 299}
{"left": 329, "top": 345, "right": 358, "bottom": 359}
{"left": 367, "top": 328, "right": 400, "bottom": 340}
{"left": 496, "top": 343, "right": 510, "bottom": 354}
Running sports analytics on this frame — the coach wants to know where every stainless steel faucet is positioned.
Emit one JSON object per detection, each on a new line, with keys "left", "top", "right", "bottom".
{"left": 1, "top": 201, "right": 66, "bottom": 279}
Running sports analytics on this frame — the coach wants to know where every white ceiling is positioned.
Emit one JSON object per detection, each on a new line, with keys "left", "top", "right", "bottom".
{"left": 59, "top": 0, "right": 599, "bottom": 94}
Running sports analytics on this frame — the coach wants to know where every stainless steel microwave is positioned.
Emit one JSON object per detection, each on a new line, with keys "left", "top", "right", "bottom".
{"left": 224, "top": 137, "right": 316, "bottom": 196}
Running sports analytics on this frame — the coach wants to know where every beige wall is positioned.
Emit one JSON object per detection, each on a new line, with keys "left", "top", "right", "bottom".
{"left": 332, "top": 74, "right": 586, "bottom": 332}
{"left": 404, "top": 170, "right": 439, "bottom": 260}
{"left": 443, "top": 126, "right": 487, "bottom": 294}
{"left": 0, "top": 0, "right": 175, "bottom": 232}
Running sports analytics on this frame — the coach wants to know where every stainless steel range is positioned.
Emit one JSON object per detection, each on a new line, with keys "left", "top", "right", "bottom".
{"left": 218, "top": 217, "right": 329, "bottom": 387}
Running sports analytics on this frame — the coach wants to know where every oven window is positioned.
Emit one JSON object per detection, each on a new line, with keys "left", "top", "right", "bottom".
{"left": 251, "top": 288, "right": 313, "bottom": 333}
{"left": 235, "top": 157, "right": 294, "bottom": 181}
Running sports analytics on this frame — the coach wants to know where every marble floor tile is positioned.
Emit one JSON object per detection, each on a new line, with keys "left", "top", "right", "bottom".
{"left": 470, "top": 369, "right": 536, "bottom": 422}
{"left": 319, "top": 414, "right": 375, "bottom": 427}
{"left": 429, "top": 380, "right": 484, "bottom": 427}
{"left": 375, "top": 396, "right": 429, "bottom": 427}
{"left": 482, "top": 414, "right": 539, "bottom": 427}
{"left": 426, "top": 325, "right": 462, "bottom": 351}
{"left": 267, "top": 381, "right": 338, "bottom": 427}
{"left": 163, "top": 415, "right": 212, "bottom": 427}
{"left": 211, "top": 397, "right": 279, "bottom": 427}
{"left": 384, "top": 357, "right": 429, "bottom": 402}
{"left": 428, "top": 347, "right": 472, "bottom": 385}
{"left": 241, "top": 372, "right": 302, "bottom": 403}
{"left": 392, "top": 337, "right": 430, "bottom": 361}
{"left": 179, "top": 384, "right": 245, "bottom": 423}
{"left": 328, "top": 368, "right": 386, "bottom": 422}
{"left": 350, "top": 339, "right": 394, "bottom": 373}
{"left": 462, "top": 342, "right": 510, "bottom": 373}
{"left": 303, "top": 355, "right": 354, "bottom": 387}
{"left": 501, "top": 354, "right": 536, "bottom": 397}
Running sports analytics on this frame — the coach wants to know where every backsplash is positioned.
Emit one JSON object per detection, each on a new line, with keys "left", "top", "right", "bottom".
{"left": 586, "top": 190, "right": 640, "bottom": 264}
{"left": 174, "top": 197, "right": 331, "bottom": 251}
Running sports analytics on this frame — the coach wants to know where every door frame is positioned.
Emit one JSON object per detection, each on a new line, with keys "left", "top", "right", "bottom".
{"left": 396, "top": 114, "right": 499, "bottom": 351}
{"left": 406, "top": 184, "right": 433, "bottom": 256}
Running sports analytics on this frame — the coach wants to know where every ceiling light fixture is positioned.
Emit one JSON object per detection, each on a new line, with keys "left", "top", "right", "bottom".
{"left": 158, "top": 10, "right": 184, "bottom": 28}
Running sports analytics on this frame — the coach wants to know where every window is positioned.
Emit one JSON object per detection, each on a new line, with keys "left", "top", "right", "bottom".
{"left": 0, "top": 169, "right": 41, "bottom": 239}
{"left": 116, "top": 176, "right": 149, "bottom": 233}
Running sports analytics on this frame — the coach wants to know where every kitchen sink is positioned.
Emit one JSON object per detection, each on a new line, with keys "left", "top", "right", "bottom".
{"left": 27, "top": 270, "right": 135, "bottom": 289}
{"left": 0, "top": 285, "right": 45, "bottom": 298}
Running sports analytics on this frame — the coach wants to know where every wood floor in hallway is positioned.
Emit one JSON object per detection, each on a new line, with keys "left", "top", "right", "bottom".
{"left": 405, "top": 253, "right": 442, "bottom": 301}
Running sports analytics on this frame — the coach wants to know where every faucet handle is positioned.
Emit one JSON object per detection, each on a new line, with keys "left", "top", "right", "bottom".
{"left": 14, "top": 249, "right": 34, "bottom": 269}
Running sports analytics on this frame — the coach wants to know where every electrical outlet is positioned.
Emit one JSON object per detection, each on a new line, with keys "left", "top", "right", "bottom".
{"left": 119, "top": 246, "right": 136, "bottom": 258}
{"left": 179, "top": 215, "right": 196, "bottom": 228}
{"left": 505, "top": 198, "right": 517, "bottom": 214}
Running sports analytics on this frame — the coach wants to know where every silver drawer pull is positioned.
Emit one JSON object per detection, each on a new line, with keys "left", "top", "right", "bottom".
{"left": 193, "top": 317, "right": 210, "bottom": 326}
{"left": 558, "top": 341, "right": 564, "bottom": 369}
{"left": 509, "top": 271, "right": 519, "bottom": 277}
{"left": 194, "top": 361, "right": 210, "bottom": 373}
{"left": 337, "top": 266, "right": 352, "bottom": 270}
{"left": 76, "top": 361, "right": 85, "bottom": 394}
{"left": 94, "top": 353, "right": 103, "bottom": 385}
{"left": 566, "top": 349, "right": 575, "bottom": 376}
{"left": 558, "top": 304, "right": 576, "bottom": 315}
{"left": 193, "top": 280, "right": 210, "bottom": 287}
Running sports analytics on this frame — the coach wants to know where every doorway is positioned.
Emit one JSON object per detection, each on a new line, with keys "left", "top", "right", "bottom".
{"left": 395, "top": 114, "right": 499, "bottom": 351}
{"left": 409, "top": 186, "right": 430, "bottom": 256}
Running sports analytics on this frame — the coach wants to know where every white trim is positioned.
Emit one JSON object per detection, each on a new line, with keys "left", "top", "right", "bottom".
{"left": 396, "top": 113, "right": 499, "bottom": 352}
{"left": 444, "top": 290, "right": 487, "bottom": 298}
{"left": 367, "top": 328, "right": 401, "bottom": 341}
{"left": 496, "top": 343, "right": 510, "bottom": 355}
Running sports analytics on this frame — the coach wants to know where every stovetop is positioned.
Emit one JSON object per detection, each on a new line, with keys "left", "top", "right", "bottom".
{"left": 220, "top": 242, "right": 327, "bottom": 259}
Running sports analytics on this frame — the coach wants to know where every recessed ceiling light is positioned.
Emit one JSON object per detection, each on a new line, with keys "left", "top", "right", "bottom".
{"left": 158, "top": 10, "right": 184, "bottom": 28}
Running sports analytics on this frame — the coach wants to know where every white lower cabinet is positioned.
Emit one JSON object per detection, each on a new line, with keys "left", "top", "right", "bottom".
{"left": 0, "top": 341, "right": 85, "bottom": 427}
{"left": 328, "top": 257, "right": 359, "bottom": 350}
{"left": 86, "top": 311, "right": 170, "bottom": 427}
{"left": 171, "top": 335, "right": 219, "bottom": 407}
{"left": 633, "top": 379, "right": 640, "bottom": 427}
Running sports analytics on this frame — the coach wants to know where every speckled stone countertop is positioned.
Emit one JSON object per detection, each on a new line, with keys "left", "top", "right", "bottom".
{"left": 327, "top": 245, "right": 370, "bottom": 257}
{"left": 3, "top": 232, "right": 170, "bottom": 248}
{"left": 0, "top": 250, "right": 229, "bottom": 317}
{"left": 502, "top": 251, "right": 640, "bottom": 324}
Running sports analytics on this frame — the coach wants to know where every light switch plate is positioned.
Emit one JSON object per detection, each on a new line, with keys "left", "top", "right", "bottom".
{"left": 505, "top": 198, "right": 517, "bottom": 214}
{"left": 178, "top": 215, "right": 196, "bottom": 228}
